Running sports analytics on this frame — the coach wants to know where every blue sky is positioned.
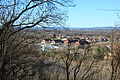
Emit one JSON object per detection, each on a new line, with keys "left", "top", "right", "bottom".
{"left": 67, "top": 0, "right": 120, "bottom": 28}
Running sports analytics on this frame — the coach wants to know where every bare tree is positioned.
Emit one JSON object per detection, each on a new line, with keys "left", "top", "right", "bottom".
{"left": 59, "top": 42, "right": 103, "bottom": 80}
{"left": 110, "top": 43, "right": 120, "bottom": 80}
{"left": 0, "top": 0, "right": 73, "bottom": 80}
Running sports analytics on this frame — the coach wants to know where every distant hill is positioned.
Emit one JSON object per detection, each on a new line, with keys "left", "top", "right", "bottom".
{"left": 32, "top": 26, "right": 120, "bottom": 30}
{"left": 32, "top": 26, "right": 69, "bottom": 29}
{"left": 70, "top": 27, "right": 120, "bottom": 30}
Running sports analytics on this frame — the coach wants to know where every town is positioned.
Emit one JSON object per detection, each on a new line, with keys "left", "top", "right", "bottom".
{"left": 40, "top": 33, "right": 108, "bottom": 51}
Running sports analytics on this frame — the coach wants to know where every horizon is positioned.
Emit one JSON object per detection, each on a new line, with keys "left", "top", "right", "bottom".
{"left": 33, "top": 26, "right": 120, "bottom": 30}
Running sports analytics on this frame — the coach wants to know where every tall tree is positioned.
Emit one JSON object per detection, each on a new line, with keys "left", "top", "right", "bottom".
{"left": 0, "top": 0, "right": 73, "bottom": 79}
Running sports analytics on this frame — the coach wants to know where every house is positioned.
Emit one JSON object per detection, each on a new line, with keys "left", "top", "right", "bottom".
{"left": 51, "top": 40, "right": 64, "bottom": 45}
{"left": 101, "top": 38, "right": 108, "bottom": 42}
{"left": 41, "top": 39, "right": 52, "bottom": 44}
{"left": 79, "top": 39, "right": 89, "bottom": 45}
{"left": 85, "top": 37, "right": 97, "bottom": 43}
{"left": 62, "top": 39, "right": 80, "bottom": 48}
{"left": 63, "top": 39, "right": 80, "bottom": 44}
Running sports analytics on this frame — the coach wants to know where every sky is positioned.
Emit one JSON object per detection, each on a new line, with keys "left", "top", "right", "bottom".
{"left": 67, "top": 0, "right": 120, "bottom": 28}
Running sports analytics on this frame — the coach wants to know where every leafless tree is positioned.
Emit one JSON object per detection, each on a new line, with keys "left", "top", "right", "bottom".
{"left": 59, "top": 42, "right": 103, "bottom": 80}
{"left": 110, "top": 42, "right": 120, "bottom": 80}
{"left": 0, "top": 0, "right": 73, "bottom": 80}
